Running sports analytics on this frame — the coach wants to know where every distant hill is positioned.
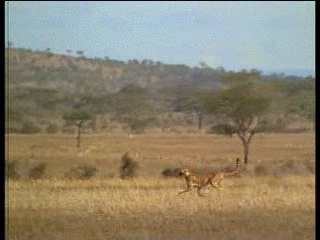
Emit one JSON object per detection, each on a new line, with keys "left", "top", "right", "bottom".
{"left": 5, "top": 47, "right": 226, "bottom": 133}
{"left": 263, "top": 68, "right": 315, "bottom": 78}
{"left": 6, "top": 47, "right": 224, "bottom": 94}
{"left": 5, "top": 47, "right": 314, "bottom": 134}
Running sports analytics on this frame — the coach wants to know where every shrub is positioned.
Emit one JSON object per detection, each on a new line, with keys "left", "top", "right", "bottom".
{"left": 162, "top": 167, "right": 181, "bottom": 177}
{"left": 242, "top": 163, "right": 272, "bottom": 177}
{"left": 62, "top": 126, "right": 75, "bottom": 134}
{"left": 209, "top": 124, "right": 236, "bottom": 136}
{"left": 28, "top": 162, "right": 47, "bottom": 180}
{"left": 7, "top": 160, "right": 21, "bottom": 180}
{"left": 254, "top": 164, "right": 270, "bottom": 176}
{"left": 256, "top": 118, "right": 286, "bottom": 133}
{"left": 45, "top": 123, "right": 58, "bottom": 133}
{"left": 277, "top": 160, "right": 312, "bottom": 176}
{"left": 120, "top": 152, "right": 139, "bottom": 179}
{"left": 127, "top": 118, "right": 149, "bottom": 134}
{"left": 303, "top": 160, "right": 315, "bottom": 174}
{"left": 64, "top": 164, "right": 97, "bottom": 180}
{"left": 6, "top": 125, "right": 21, "bottom": 133}
{"left": 21, "top": 121, "right": 42, "bottom": 134}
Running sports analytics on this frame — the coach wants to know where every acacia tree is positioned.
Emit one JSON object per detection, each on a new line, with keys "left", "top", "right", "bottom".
{"left": 63, "top": 110, "right": 93, "bottom": 149}
{"left": 76, "top": 50, "right": 85, "bottom": 58}
{"left": 208, "top": 81, "right": 270, "bottom": 164}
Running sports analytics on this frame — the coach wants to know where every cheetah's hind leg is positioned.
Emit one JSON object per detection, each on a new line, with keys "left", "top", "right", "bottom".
{"left": 210, "top": 180, "right": 223, "bottom": 191}
{"left": 197, "top": 187, "right": 205, "bottom": 197}
{"left": 178, "top": 187, "right": 192, "bottom": 195}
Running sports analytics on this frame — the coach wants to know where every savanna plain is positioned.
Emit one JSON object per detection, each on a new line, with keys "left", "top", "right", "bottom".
{"left": 6, "top": 133, "right": 315, "bottom": 240}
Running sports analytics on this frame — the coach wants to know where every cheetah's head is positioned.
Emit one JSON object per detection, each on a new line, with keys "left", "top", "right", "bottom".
{"left": 179, "top": 168, "right": 191, "bottom": 177}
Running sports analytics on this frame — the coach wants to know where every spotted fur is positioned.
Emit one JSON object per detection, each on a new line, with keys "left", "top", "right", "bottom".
{"left": 178, "top": 158, "right": 241, "bottom": 197}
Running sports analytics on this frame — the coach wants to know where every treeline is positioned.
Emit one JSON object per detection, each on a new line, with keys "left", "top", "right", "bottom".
{"left": 5, "top": 47, "right": 315, "bottom": 134}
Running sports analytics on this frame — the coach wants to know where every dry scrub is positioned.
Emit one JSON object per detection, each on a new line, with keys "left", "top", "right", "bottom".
{"left": 5, "top": 133, "right": 315, "bottom": 178}
{"left": 5, "top": 133, "right": 315, "bottom": 240}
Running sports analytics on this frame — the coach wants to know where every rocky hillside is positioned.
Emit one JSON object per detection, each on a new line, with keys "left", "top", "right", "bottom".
{"left": 5, "top": 48, "right": 315, "bottom": 134}
{"left": 6, "top": 48, "right": 223, "bottom": 93}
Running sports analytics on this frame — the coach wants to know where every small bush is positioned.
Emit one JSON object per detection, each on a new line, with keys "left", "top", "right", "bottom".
{"left": 278, "top": 160, "right": 313, "bottom": 176}
{"left": 303, "top": 160, "right": 315, "bottom": 174}
{"left": 127, "top": 119, "right": 149, "bottom": 134}
{"left": 21, "top": 121, "right": 42, "bottom": 134}
{"left": 209, "top": 124, "right": 236, "bottom": 136}
{"left": 120, "top": 152, "right": 139, "bottom": 179}
{"left": 280, "top": 160, "right": 294, "bottom": 170}
{"left": 62, "top": 126, "right": 75, "bottom": 134}
{"left": 254, "top": 164, "right": 270, "bottom": 176}
{"left": 45, "top": 123, "right": 59, "bottom": 133}
{"left": 28, "top": 162, "right": 47, "bottom": 180}
{"left": 64, "top": 164, "right": 97, "bottom": 180}
{"left": 248, "top": 160, "right": 315, "bottom": 177}
{"left": 256, "top": 118, "right": 286, "bottom": 133}
{"left": 7, "top": 160, "right": 21, "bottom": 180}
{"left": 6, "top": 125, "right": 21, "bottom": 134}
{"left": 242, "top": 163, "right": 273, "bottom": 177}
{"left": 162, "top": 167, "right": 181, "bottom": 177}
{"left": 105, "top": 172, "right": 116, "bottom": 178}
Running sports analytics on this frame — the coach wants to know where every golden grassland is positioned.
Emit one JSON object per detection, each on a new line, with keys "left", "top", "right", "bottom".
{"left": 6, "top": 133, "right": 315, "bottom": 240}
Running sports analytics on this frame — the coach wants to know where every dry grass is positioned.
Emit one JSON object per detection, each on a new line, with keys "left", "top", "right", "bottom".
{"left": 5, "top": 133, "right": 315, "bottom": 240}
{"left": 5, "top": 132, "right": 315, "bottom": 178}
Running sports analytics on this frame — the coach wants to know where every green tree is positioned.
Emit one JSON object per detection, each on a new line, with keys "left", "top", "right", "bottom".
{"left": 199, "top": 61, "right": 209, "bottom": 68}
{"left": 221, "top": 69, "right": 262, "bottom": 85}
{"left": 271, "top": 76, "right": 315, "bottom": 131}
{"left": 287, "top": 90, "right": 315, "bottom": 131}
{"left": 207, "top": 81, "right": 271, "bottom": 164}
{"left": 174, "top": 90, "right": 212, "bottom": 130}
{"left": 112, "top": 85, "right": 153, "bottom": 133}
{"left": 63, "top": 110, "right": 93, "bottom": 148}
{"left": 76, "top": 50, "right": 85, "bottom": 58}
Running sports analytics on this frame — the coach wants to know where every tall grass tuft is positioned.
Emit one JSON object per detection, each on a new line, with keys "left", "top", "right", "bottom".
{"left": 120, "top": 152, "right": 139, "bottom": 179}
{"left": 7, "top": 160, "right": 21, "bottom": 180}
{"left": 28, "top": 162, "right": 47, "bottom": 180}
{"left": 64, "top": 164, "right": 97, "bottom": 180}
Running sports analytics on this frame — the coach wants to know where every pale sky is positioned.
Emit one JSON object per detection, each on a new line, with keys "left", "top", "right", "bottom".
{"left": 5, "top": 1, "right": 315, "bottom": 76}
